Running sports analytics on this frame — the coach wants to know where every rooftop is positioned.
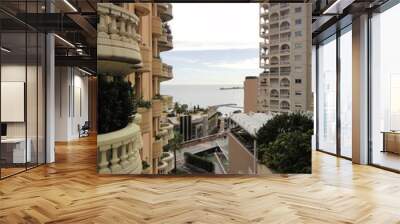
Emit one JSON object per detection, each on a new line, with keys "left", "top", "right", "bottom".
{"left": 230, "top": 112, "right": 272, "bottom": 137}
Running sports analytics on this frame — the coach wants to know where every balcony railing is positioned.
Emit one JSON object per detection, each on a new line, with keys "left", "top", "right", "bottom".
{"left": 161, "top": 63, "right": 173, "bottom": 80}
{"left": 280, "top": 26, "right": 290, "bottom": 31}
{"left": 98, "top": 3, "right": 142, "bottom": 75}
{"left": 152, "top": 99, "right": 162, "bottom": 117}
{"left": 280, "top": 49, "right": 290, "bottom": 54}
{"left": 97, "top": 115, "right": 143, "bottom": 174}
{"left": 160, "top": 123, "right": 174, "bottom": 140}
{"left": 159, "top": 3, "right": 173, "bottom": 22}
{"left": 161, "top": 152, "right": 174, "bottom": 173}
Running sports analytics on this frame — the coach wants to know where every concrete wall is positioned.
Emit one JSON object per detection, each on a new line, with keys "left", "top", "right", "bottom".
{"left": 228, "top": 133, "right": 255, "bottom": 174}
{"left": 54, "top": 67, "right": 89, "bottom": 141}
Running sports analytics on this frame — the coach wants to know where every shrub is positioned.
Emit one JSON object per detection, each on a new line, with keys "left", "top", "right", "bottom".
{"left": 98, "top": 76, "right": 135, "bottom": 134}
{"left": 256, "top": 112, "right": 313, "bottom": 160}
{"left": 137, "top": 98, "right": 152, "bottom": 109}
{"left": 142, "top": 160, "right": 150, "bottom": 170}
{"left": 184, "top": 152, "right": 214, "bottom": 172}
{"left": 261, "top": 130, "right": 312, "bottom": 173}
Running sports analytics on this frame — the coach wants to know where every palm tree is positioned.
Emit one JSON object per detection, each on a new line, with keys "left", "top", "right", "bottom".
{"left": 167, "top": 132, "right": 183, "bottom": 173}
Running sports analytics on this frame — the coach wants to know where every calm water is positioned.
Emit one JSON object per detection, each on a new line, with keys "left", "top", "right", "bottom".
{"left": 160, "top": 85, "right": 244, "bottom": 116}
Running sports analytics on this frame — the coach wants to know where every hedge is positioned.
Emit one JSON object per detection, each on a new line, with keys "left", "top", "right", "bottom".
{"left": 184, "top": 152, "right": 215, "bottom": 172}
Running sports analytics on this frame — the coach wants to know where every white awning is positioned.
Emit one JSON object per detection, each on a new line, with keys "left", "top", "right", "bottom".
{"left": 230, "top": 112, "right": 272, "bottom": 137}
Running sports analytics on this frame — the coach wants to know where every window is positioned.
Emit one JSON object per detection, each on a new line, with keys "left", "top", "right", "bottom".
{"left": 295, "top": 31, "right": 302, "bottom": 37}
{"left": 370, "top": 4, "right": 400, "bottom": 171}
{"left": 340, "top": 27, "right": 352, "bottom": 158}
{"left": 317, "top": 35, "right": 337, "bottom": 155}
{"left": 295, "top": 91, "right": 302, "bottom": 96}
{"left": 295, "top": 19, "right": 302, "bottom": 25}
{"left": 295, "top": 79, "right": 302, "bottom": 84}
{"left": 295, "top": 104, "right": 302, "bottom": 108}
{"left": 295, "top": 7, "right": 301, "bottom": 13}
{"left": 295, "top": 43, "right": 303, "bottom": 49}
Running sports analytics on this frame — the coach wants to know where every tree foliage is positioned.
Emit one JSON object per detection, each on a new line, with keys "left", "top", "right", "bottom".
{"left": 98, "top": 76, "right": 135, "bottom": 134}
{"left": 262, "top": 131, "right": 312, "bottom": 173}
{"left": 256, "top": 112, "right": 313, "bottom": 173}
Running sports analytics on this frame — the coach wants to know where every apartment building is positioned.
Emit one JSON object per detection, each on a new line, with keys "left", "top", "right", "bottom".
{"left": 258, "top": 3, "right": 312, "bottom": 114}
{"left": 97, "top": 3, "right": 175, "bottom": 175}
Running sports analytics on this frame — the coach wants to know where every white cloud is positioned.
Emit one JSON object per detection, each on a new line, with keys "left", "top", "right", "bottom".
{"left": 170, "top": 3, "right": 259, "bottom": 51}
{"left": 204, "top": 57, "right": 259, "bottom": 70}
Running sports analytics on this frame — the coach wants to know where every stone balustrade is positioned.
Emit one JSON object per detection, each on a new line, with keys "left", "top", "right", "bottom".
{"left": 97, "top": 3, "right": 142, "bottom": 75}
{"left": 157, "top": 161, "right": 168, "bottom": 174}
{"left": 160, "top": 122, "right": 174, "bottom": 140}
{"left": 97, "top": 114, "right": 143, "bottom": 174}
{"left": 161, "top": 63, "right": 173, "bottom": 80}
{"left": 161, "top": 95, "right": 173, "bottom": 111}
{"left": 161, "top": 151, "right": 174, "bottom": 173}
{"left": 159, "top": 3, "right": 173, "bottom": 22}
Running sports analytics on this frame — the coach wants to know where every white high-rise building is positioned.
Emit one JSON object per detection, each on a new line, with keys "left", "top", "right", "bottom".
{"left": 258, "top": 3, "right": 313, "bottom": 114}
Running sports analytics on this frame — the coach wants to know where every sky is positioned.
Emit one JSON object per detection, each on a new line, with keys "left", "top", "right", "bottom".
{"left": 162, "top": 3, "right": 261, "bottom": 85}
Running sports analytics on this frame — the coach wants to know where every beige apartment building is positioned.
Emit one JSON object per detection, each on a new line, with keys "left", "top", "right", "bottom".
{"left": 258, "top": 3, "right": 313, "bottom": 114}
{"left": 244, "top": 76, "right": 259, "bottom": 113}
{"left": 97, "top": 3, "right": 175, "bottom": 175}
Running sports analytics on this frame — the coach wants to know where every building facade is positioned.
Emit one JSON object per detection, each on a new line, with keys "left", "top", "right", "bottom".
{"left": 244, "top": 76, "right": 259, "bottom": 113}
{"left": 258, "top": 3, "right": 312, "bottom": 114}
{"left": 97, "top": 3, "right": 175, "bottom": 175}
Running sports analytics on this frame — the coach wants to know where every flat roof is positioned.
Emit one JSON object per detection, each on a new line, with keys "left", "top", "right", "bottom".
{"left": 230, "top": 112, "right": 272, "bottom": 137}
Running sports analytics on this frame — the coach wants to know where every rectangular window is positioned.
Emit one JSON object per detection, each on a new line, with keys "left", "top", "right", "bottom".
{"left": 295, "top": 79, "right": 302, "bottom": 84}
{"left": 295, "top": 19, "right": 302, "bottom": 25}
{"left": 295, "top": 7, "right": 301, "bottom": 13}
{"left": 317, "top": 35, "right": 337, "bottom": 155}
{"left": 295, "top": 43, "right": 303, "bottom": 49}
{"left": 295, "top": 31, "right": 302, "bottom": 37}
{"left": 295, "top": 91, "right": 302, "bottom": 96}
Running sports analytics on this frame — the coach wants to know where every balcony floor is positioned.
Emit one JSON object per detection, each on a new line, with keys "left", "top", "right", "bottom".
{"left": 0, "top": 136, "right": 400, "bottom": 223}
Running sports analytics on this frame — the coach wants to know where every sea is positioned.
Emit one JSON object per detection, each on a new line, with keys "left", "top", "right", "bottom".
{"left": 160, "top": 84, "right": 244, "bottom": 116}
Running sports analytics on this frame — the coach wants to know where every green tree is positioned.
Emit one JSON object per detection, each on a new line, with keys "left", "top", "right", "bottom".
{"left": 261, "top": 130, "right": 312, "bottom": 173}
{"left": 163, "top": 132, "right": 183, "bottom": 173}
{"left": 256, "top": 112, "right": 313, "bottom": 160}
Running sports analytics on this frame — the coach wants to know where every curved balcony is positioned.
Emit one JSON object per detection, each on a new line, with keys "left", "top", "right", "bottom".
{"left": 98, "top": 3, "right": 142, "bottom": 75}
{"left": 153, "top": 138, "right": 163, "bottom": 159}
{"left": 160, "top": 122, "right": 174, "bottom": 140}
{"left": 159, "top": 3, "right": 173, "bottom": 22}
{"left": 152, "top": 57, "right": 162, "bottom": 76}
{"left": 280, "top": 101, "right": 290, "bottom": 110}
{"left": 161, "top": 95, "right": 173, "bottom": 112}
{"left": 260, "top": 42, "right": 268, "bottom": 49}
{"left": 97, "top": 115, "right": 143, "bottom": 174}
{"left": 152, "top": 16, "right": 162, "bottom": 37}
{"left": 161, "top": 63, "right": 173, "bottom": 81}
{"left": 138, "top": 107, "right": 151, "bottom": 133}
{"left": 157, "top": 161, "right": 168, "bottom": 174}
{"left": 134, "top": 3, "right": 151, "bottom": 16}
{"left": 260, "top": 10, "right": 269, "bottom": 18}
{"left": 159, "top": 33, "right": 173, "bottom": 52}
{"left": 152, "top": 99, "right": 162, "bottom": 117}
{"left": 161, "top": 152, "right": 174, "bottom": 173}
{"left": 159, "top": 129, "right": 169, "bottom": 147}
